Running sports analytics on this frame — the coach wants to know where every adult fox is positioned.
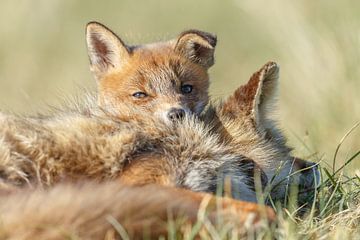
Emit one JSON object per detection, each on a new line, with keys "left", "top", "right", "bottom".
{"left": 0, "top": 22, "right": 319, "bottom": 238}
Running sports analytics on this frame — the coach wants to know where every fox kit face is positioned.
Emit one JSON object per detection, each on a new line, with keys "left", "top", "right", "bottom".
{"left": 86, "top": 22, "right": 216, "bottom": 123}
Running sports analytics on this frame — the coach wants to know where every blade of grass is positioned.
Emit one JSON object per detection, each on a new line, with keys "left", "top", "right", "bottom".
{"left": 106, "top": 215, "right": 130, "bottom": 240}
{"left": 332, "top": 121, "right": 360, "bottom": 173}
{"left": 319, "top": 172, "right": 344, "bottom": 217}
{"left": 333, "top": 150, "right": 360, "bottom": 176}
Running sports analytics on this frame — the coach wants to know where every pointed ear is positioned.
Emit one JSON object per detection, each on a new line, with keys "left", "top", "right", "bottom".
{"left": 174, "top": 30, "right": 217, "bottom": 69}
{"left": 222, "top": 62, "right": 280, "bottom": 130}
{"left": 86, "top": 22, "right": 130, "bottom": 80}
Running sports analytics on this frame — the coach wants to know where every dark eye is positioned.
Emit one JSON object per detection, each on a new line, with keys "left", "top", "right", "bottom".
{"left": 181, "top": 84, "right": 193, "bottom": 94}
{"left": 132, "top": 92, "right": 147, "bottom": 98}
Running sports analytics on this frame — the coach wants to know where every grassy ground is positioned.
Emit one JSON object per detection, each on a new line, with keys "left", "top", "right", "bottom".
{"left": 0, "top": 0, "right": 359, "bottom": 239}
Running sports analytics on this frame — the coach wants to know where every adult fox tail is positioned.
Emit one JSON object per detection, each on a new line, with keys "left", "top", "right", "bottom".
{"left": 0, "top": 182, "right": 275, "bottom": 239}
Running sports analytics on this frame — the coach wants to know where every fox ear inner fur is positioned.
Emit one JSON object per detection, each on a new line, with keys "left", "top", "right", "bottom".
{"left": 174, "top": 30, "right": 217, "bottom": 69}
{"left": 250, "top": 62, "right": 280, "bottom": 129}
{"left": 222, "top": 62, "right": 280, "bottom": 132}
{"left": 86, "top": 22, "right": 130, "bottom": 80}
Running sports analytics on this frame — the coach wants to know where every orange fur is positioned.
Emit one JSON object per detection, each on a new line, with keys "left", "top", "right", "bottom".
{"left": 0, "top": 23, "right": 320, "bottom": 239}
{"left": 86, "top": 22, "right": 214, "bottom": 123}
{"left": 0, "top": 182, "right": 274, "bottom": 239}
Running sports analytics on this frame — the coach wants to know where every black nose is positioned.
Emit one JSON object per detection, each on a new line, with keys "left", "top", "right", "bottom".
{"left": 167, "top": 108, "right": 185, "bottom": 121}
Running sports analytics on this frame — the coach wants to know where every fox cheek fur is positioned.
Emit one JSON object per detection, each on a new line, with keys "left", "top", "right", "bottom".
{"left": 86, "top": 22, "right": 215, "bottom": 123}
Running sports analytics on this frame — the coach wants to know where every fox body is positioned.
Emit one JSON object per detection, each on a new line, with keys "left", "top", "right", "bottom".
{"left": 0, "top": 62, "right": 318, "bottom": 201}
{"left": 84, "top": 22, "right": 318, "bottom": 200}
{"left": 0, "top": 22, "right": 319, "bottom": 238}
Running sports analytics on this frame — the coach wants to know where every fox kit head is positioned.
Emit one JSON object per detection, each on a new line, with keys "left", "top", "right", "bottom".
{"left": 85, "top": 22, "right": 216, "bottom": 123}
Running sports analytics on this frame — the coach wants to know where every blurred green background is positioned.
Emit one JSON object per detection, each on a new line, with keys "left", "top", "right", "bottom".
{"left": 0, "top": 0, "right": 359, "bottom": 171}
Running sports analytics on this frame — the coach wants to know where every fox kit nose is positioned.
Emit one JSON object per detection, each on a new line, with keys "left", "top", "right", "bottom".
{"left": 167, "top": 108, "right": 185, "bottom": 121}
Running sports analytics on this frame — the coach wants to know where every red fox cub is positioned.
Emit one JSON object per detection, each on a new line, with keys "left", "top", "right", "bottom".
{"left": 0, "top": 22, "right": 319, "bottom": 238}
{"left": 86, "top": 22, "right": 216, "bottom": 123}
{"left": 0, "top": 62, "right": 319, "bottom": 238}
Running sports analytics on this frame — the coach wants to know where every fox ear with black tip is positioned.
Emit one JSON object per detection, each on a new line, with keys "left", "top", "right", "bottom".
{"left": 86, "top": 22, "right": 130, "bottom": 81}
{"left": 174, "top": 29, "right": 217, "bottom": 69}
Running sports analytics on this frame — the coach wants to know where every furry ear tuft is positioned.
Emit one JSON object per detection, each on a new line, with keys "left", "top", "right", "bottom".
{"left": 86, "top": 22, "right": 130, "bottom": 80}
{"left": 174, "top": 30, "right": 217, "bottom": 68}
{"left": 255, "top": 62, "right": 279, "bottom": 127}
{"left": 222, "top": 61, "right": 280, "bottom": 130}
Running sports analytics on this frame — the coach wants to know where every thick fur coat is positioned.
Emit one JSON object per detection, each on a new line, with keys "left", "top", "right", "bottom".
{"left": 0, "top": 62, "right": 318, "bottom": 239}
{"left": 0, "top": 62, "right": 318, "bottom": 200}
{"left": 0, "top": 22, "right": 319, "bottom": 239}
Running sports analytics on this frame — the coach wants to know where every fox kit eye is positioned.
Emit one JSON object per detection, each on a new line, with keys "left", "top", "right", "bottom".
{"left": 181, "top": 84, "right": 193, "bottom": 94}
{"left": 132, "top": 92, "right": 147, "bottom": 98}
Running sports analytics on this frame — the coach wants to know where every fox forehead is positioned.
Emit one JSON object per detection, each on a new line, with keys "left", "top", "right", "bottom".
{"left": 99, "top": 45, "right": 209, "bottom": 95}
